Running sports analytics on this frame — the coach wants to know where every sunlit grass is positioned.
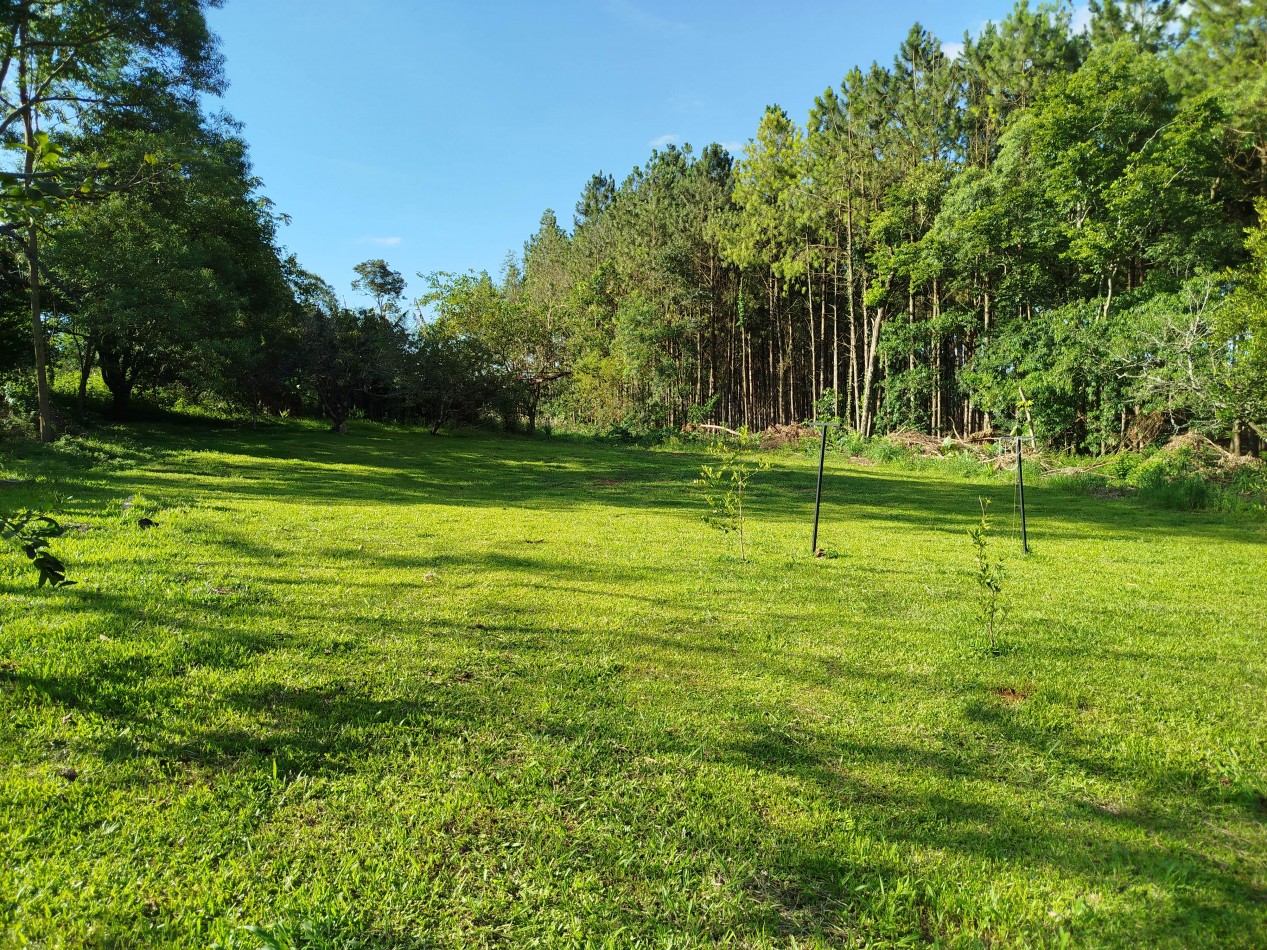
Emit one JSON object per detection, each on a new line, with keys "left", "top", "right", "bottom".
{"left": 1, "top": 420, "right": 1264, "bottom": 947}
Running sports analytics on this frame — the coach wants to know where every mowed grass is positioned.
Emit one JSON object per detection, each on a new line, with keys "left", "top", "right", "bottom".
{"left": 1, "top": 421, "right": 1264, "bottom": 949}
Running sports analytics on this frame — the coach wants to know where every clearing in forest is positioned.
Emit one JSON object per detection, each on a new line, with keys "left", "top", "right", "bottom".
{"left": 1, "top": 422, "right": 1265, "bottom": 947}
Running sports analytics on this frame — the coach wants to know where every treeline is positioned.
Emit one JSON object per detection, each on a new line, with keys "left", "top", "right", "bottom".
{"left": 447, "top": 0, "right": 1267, "bottom": 453}
{"left": 3, "top": 1, "right": 1266, "bottom": 455}
{"left": 0, "top": 0, "right": 533, "bottom": 440}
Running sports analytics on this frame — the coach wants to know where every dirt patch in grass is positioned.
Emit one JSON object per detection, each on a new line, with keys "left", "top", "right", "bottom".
{"left": 994, "top": 686, "right": 1029, "bottom": 704}
{"left": 760, "top": 423, "right": 816, "bottom": 448}
{"left": 1090, "top": 484, "right": 1132, "bottom": 500}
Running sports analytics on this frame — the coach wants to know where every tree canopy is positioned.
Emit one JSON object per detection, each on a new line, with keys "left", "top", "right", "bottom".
{"left": 2, "top": 0, "right": 1264, "bottom": 454}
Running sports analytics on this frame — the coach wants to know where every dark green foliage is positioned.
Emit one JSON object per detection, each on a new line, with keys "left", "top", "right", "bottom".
{"left": 0, "top": 0, "right": 227, "bottom": 440}
{"left": 1126, "top": 437, "right": 1267, "bottom": 510}
{"left": 487, "top": 8, "right": 1265, "bottom": 455}
{"left": 3, "top": 2, "right": 1264, "bottom": 457}
{"left": 351, "top": 259, "right": 406, "bottom": 318}
{"left": 1, "top": 510, "right": 73, "bottom": 587}
{"left": 407, "top": 327, "right": 502, "bottom": 433}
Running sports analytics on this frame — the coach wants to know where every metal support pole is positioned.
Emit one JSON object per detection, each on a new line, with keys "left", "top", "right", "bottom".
{"left": 812, "top": 423, "right": 829, "bottom": 553}
{"left": 1016, "top": 436, "right": 1029, "bottom": 555}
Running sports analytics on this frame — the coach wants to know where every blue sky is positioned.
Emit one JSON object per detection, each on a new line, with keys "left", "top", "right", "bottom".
{"left": 206, "top": 1, "right": 1087, "bottom": 305}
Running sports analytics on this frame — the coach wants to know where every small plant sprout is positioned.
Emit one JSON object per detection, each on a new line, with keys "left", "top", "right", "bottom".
{"left": 968, "top": 496, "right": 1005, "bottom": 652}
{"left": 694, "top": 428, "right": 771, "bottom": 562}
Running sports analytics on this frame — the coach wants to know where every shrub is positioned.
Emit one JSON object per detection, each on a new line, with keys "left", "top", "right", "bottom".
{"left": 1127, "top": 442, "right": 1266, "bottom": 512}
{"left": 1106, "top": 451, "right": 1146, "bottom": 480}
{"left": 865, "top": 439, "right": 914, "bottom": 465}
{"left": 1044, "top": 472, "right": 1107, "bottom": 496}
{"left": 827, "top": 428, "right": 868, "bottom": 456}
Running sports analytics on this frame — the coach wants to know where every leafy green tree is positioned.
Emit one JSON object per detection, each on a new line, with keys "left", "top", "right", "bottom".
{"left": 352, "top": 259, "right": 407, "bottom": 320}
{"left": 1175, "top": 1, "right": 1267, "bottom": 197}
{"left": 1088, "top": 0, "right": 1180, "bottom": 51}
{"left": 1217, "top": 199, "right": 1267, "bottom": 443}
{"left": 694, "top": 430, "right": 771, "bottom": 561}
{"left": 48, "top": 113, "right": 289, "bottom": 417}
{"left": 0, "top": 0, "right": 223, "bottom": 440}
{"left": 574, "top": 172, "right": 616, "bottom": 228}
{"left": 406, "top": 326, "right": 500, "bottom": 434}
{"left": 294, "top": 267, "right": 410, "bottom": 432}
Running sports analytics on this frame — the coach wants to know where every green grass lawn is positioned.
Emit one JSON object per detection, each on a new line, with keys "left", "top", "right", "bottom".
{"left": 1, "top": 421, "right": 1264, "bottom": 948}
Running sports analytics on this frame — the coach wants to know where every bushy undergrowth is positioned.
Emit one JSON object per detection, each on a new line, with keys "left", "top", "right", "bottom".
{"left": 1127, "top": 443, "right": 1267, "bottom": 512}
{"left": 801, "top": 428, "right": 1009, "bottom": 480}
{"left": 790, "top": 427, "right": 1266, "bottom": 515}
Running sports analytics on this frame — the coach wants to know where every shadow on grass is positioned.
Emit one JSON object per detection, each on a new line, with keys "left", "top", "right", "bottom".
{"left": 6, "top": 420, "right": 1260, "bottom": 553}
{"left": 3, "top": 421, "right": 1264, "bottom": 944}
{"left": 719, "top": 690, "right": 1266, "bottom": 944}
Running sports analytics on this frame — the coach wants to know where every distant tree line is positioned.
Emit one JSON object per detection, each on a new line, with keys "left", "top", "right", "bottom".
{"left": 0, "top": 0, "right": 529, "bottom": 439}
{"left": 2, "top": 1, "right": 1265, "bottom": 454}
{"left": 488, "top": 0, "right": 1266, "bottom": 453}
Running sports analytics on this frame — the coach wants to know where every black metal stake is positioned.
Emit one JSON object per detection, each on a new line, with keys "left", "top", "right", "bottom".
{"left": 1016, "top": 436, "right": 1029, "bottom": 554}
{"left": 811, "top": 423, "right": 829, "bottom": 553}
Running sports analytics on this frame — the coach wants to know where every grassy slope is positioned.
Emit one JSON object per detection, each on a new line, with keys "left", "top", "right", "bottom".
{"left": 0, "top": 422, "right": 1264, "bottom": 948}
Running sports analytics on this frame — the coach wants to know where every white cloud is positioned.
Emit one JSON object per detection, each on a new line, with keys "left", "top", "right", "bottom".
{"left": 360, "top": 236, "right": 402, "bottom": 247}
{"left": 648, "top": 133, "right": 680, "bottom": 149}
{"left": 942, "top": 41, "right": 965, "bottom": 60}
{"left": 719, "top": 140, "right": 746, "bottom": 156}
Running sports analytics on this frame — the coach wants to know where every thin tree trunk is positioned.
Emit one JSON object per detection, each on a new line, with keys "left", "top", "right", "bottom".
{"left": 860, "top": 308, "right": 884, "bottom": 437}
{"left": 26, "top": 224, "right": 54, "bottom": 441}
{"left": 19, "top": 18, "right": 54, "bottom": 442}
{"left": 806, "top": 254, "right": 816, "bottom": 418}
{"left": 846, "top": 207, "right": 859, "bottom": 429}
{"left": 77, "top": 344, "right": 95, "bottom": 417}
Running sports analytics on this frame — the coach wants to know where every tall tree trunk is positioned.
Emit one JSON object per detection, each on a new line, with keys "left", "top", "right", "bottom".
{"left": 26, "top": 223, "right": 53, "bottom": 441}
{"left": 860, "top": 308, "right": 885, "bottom": 437}
{"left": 76, "top": 344, "right": 95, "bottom": 417}
{"left": 806, "top": 254, "right": 816, "bottom": 418}
{"left": 831, "top": 273, "right": 839, "bottom": 418}
{"left": 19, "top": 18, "right": 55, "bottom": 442}
{"left": 846, "top": 208, "right": 860, "bottom": 429}
{"left": 932, "top": 277, "right": 941, "bottom": 435}
{"left": 109, "top": 379, "right": 133, "bottom": 418}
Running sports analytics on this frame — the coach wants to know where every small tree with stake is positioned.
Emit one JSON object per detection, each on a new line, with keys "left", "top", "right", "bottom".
{"left": 694, "top": 429, "right": 770, "bottom": 561}
{"left": 968, "top": 497, "right": 1005, "bottom": 652}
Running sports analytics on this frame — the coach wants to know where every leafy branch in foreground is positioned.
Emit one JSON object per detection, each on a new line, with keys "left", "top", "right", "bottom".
{"left": 968, "top": 497, "right": 1004, "bottom": 652}
{"left": 694, "top": 429, "right": 771, "bottom": 561}
{"left": 1, "top": 511, "right": 74, "bottom": 588}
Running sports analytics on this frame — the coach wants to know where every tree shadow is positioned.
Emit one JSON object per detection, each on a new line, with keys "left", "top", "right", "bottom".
{"left": 712, "top": 685, "right": 1267, "bottom": 945}
{"left": 3, "top": 421, "right": 1265, "bottom": 944}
